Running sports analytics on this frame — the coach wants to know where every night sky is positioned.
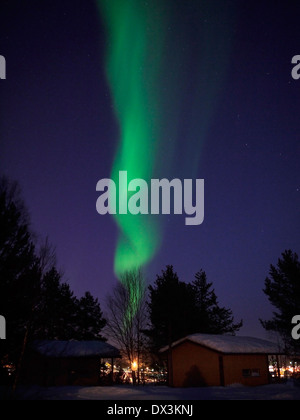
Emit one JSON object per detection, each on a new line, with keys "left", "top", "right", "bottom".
{"left": 1, "top": 0, "right": 299, "bottom": 339}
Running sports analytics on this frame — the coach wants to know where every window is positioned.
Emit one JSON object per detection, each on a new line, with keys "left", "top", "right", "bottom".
{"left": 242, "top": 369, "right": 260, "bottom": 377}
{"left": 242, "top": 369, "right": 251, "bottom": 377}
{"left": 251, "top": 369, "right": 260, "bottom": 377}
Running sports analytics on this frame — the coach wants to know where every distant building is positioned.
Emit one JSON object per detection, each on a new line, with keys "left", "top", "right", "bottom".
{"left": 21, "top": 340, "right": 121, "bottom": 386}
{"left": 159, "top": 334, "right": 283, "bottom": 387}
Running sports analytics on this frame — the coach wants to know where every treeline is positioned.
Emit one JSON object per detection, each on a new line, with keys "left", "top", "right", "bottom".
{"left": 147, "top": 265, "right": 243, "bottom": 351}
{"left": 0, "top": 177, "right": 106, "bottom": 369}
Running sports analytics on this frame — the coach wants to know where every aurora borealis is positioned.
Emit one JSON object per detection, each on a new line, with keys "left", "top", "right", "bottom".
{"left": 97, "top": 0, "right": 235, "bottom": 278}
{"left": 97, "top": 0, "right": 165, "bottom": 278}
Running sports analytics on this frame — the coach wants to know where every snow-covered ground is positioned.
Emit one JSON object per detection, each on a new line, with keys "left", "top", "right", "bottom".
{"left": 8, "top": 380, "right": 300, "bottom": 400}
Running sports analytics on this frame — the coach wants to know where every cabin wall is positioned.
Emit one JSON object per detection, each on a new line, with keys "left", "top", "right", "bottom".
{"left": 168, "top": 342, "right": 271, "bottom": 387}
{"left": 223, "top": 354, "right": 269, "bottom": 386}
{"left": 171, "top": 341, "right": 221, "bottom": 387}
{"left": 21, "top": 353, "right": 101, "bottom": 386}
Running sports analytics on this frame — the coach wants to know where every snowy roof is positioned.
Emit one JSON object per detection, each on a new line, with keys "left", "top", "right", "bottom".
{"left": 159, "top": 334, "right": 283, "bottom": 354}
{"left": 31, "top": 340, "right": 121, "bottom": 358}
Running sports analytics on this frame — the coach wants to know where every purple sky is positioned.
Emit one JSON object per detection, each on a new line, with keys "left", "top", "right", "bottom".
{"left": 1, "top": 0, "right": 299, "bottom": 339}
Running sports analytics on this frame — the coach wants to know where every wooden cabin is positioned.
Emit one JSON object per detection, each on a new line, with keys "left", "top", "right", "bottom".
{"left": 21, "top": 340, "right": 121, "bottom": 386}
{"left": 159, "top": 334, "right": 283, "bottom": 387}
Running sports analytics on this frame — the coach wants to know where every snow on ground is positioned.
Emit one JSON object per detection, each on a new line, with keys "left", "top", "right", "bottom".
{"left": 8, "top": 380, "right": 300, "bottom": 400}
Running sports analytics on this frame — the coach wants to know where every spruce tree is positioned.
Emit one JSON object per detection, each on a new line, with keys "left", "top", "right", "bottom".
{"left": 260, "top": 250, "right": 300, "bottom": 354}
{"left": 147, "top": 266, "right": 243, "bottom": 353}
{"left": 0, "top": 177, "right": 40, "bottom": 363}
{"left": 191, "top": 270, "right": 243, "bottom": 334}
{"left": 76, "top": 291, "right": 107, "bottom": 341}
{"left": 147, "top": 265, "right": 194, "bottom": 350}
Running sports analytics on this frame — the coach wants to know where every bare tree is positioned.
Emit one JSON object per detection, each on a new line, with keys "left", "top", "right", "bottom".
{"left": 37, "top": 236, "right": 57, "bottom": 276}
{"left": 105, "top": 268, "right": 149, "bottom": 384}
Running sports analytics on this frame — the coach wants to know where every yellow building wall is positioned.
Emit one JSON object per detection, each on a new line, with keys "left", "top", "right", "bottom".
{"left": 169, "top": 341, "right": 270, "bottom": 387}
{"left": 223, "top": 354, "right": 269, "bottom": 386}
{"left": 171, "top": 341, "right": 221, "bottom": 387}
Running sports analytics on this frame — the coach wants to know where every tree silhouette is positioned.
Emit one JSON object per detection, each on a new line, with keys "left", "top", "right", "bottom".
{"left": 147, "top": 265, "right": 194, "bottom": 351}
{"left": 76, "top": 291, "right": 107, "bottom": 341}
{"left": 260, "top": 249, "right": 300, "bottom": 354}
{"left": 105, "top": 268, "right": 148, "bottom": 384}
{"left": 32, "top": 268, "right": 107, "bottom": 341}
{"left": 32, "top": 267, "right": 78, "bottom": 340}
{"left": 147, "top": 266, "right": 242, "bottom": 352}
{"left": 0, "top": 177, "right": 40, "bottom": 364}
{"left": 0, "top": 176, "right": 108, "bottom": 383}
{"left": 191, "top": 270, "right": 243, "bottom": 335}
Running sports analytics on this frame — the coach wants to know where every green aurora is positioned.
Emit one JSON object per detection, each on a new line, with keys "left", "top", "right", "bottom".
{"left": 97, "top": 0, "right": 167, "bottom": 278}
{"left": 97, "top": 0, "right": 235, "bottom": 279}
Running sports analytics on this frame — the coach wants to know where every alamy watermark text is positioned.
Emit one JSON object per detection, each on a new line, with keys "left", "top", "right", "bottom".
{"left": 0, "top": 315, "right": 6, "bottom": 339}
{"left": 291, "top": 55, "right": 300, "bottom": 80}
{"left": 96, "top": 171, "right": 204, "bottom": 225}
{"left": 291, "top": 315, "right": 300, "bottom": 340}
{"left": 0, "top": 55, "right": 6, "bottom": 79}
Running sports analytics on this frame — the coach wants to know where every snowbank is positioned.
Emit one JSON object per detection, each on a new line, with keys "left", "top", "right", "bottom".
{"left": 11, "top": 381, "right": 300, "bottom": 400}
